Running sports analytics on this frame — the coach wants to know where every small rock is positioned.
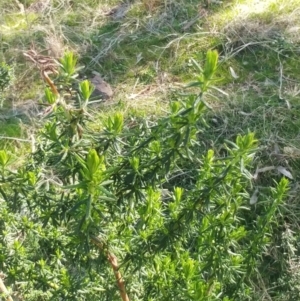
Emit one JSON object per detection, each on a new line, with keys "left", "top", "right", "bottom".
{"left": 104, "top": 3, "right": 131, "bottom": 20}
{"left": 27, "top": 0, "right": 51, "bottom": 13}
{"left": 90, "top": 72, "right": 113, "bottom": 100}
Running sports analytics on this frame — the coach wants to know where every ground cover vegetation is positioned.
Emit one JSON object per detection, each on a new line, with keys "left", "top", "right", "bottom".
{"left": 0, "top": 0, "right": 300, "bottom": 300}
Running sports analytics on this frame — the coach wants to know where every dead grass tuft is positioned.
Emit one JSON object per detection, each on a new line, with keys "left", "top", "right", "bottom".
{"left": 212, "top": 0, "right": 300, "bottom": 48}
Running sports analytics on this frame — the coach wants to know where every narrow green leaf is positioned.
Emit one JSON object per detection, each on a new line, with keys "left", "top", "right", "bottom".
{"left": 0, "top": 150, "right": 9, "bottom": 167}
{"left": 79, "top": 80, "right": 94, "bottom": 103}
{"left": 86, "top": 149, "right": 100, "bottom": 175}
{"left": 203, "top": 50, "right": 218, "bottom": 81}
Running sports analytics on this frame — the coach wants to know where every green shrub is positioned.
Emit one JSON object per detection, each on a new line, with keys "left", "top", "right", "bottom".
{"left": 0, "top": 51, "right": 289, "bottom": 301}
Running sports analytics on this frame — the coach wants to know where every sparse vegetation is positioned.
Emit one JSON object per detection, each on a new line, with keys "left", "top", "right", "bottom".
{"left": 1, "top": 0, "right": 300, "bottom": 300}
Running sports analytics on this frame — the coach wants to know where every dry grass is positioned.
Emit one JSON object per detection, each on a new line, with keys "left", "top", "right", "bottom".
{"left": 1, "top": 0, "right": 300, "bottom": 151}
{"left": 1, "top": 0, "right": 300, "bottom": 137}
{"left": 0, "top": 0, "right": 300, "bottom": 151}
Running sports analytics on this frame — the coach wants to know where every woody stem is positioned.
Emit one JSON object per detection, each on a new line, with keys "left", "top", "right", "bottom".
{"left": 91, "top": 236, "right": 130, "bottom": 301}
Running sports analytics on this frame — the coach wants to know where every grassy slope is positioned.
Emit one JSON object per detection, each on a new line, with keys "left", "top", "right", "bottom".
{"left": 1, "top": 0, "right": 300, "bottom": 299}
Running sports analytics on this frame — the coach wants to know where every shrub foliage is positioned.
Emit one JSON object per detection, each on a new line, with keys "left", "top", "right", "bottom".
{"left": 0, "top": 51, "right": 289, "bottom": 300}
